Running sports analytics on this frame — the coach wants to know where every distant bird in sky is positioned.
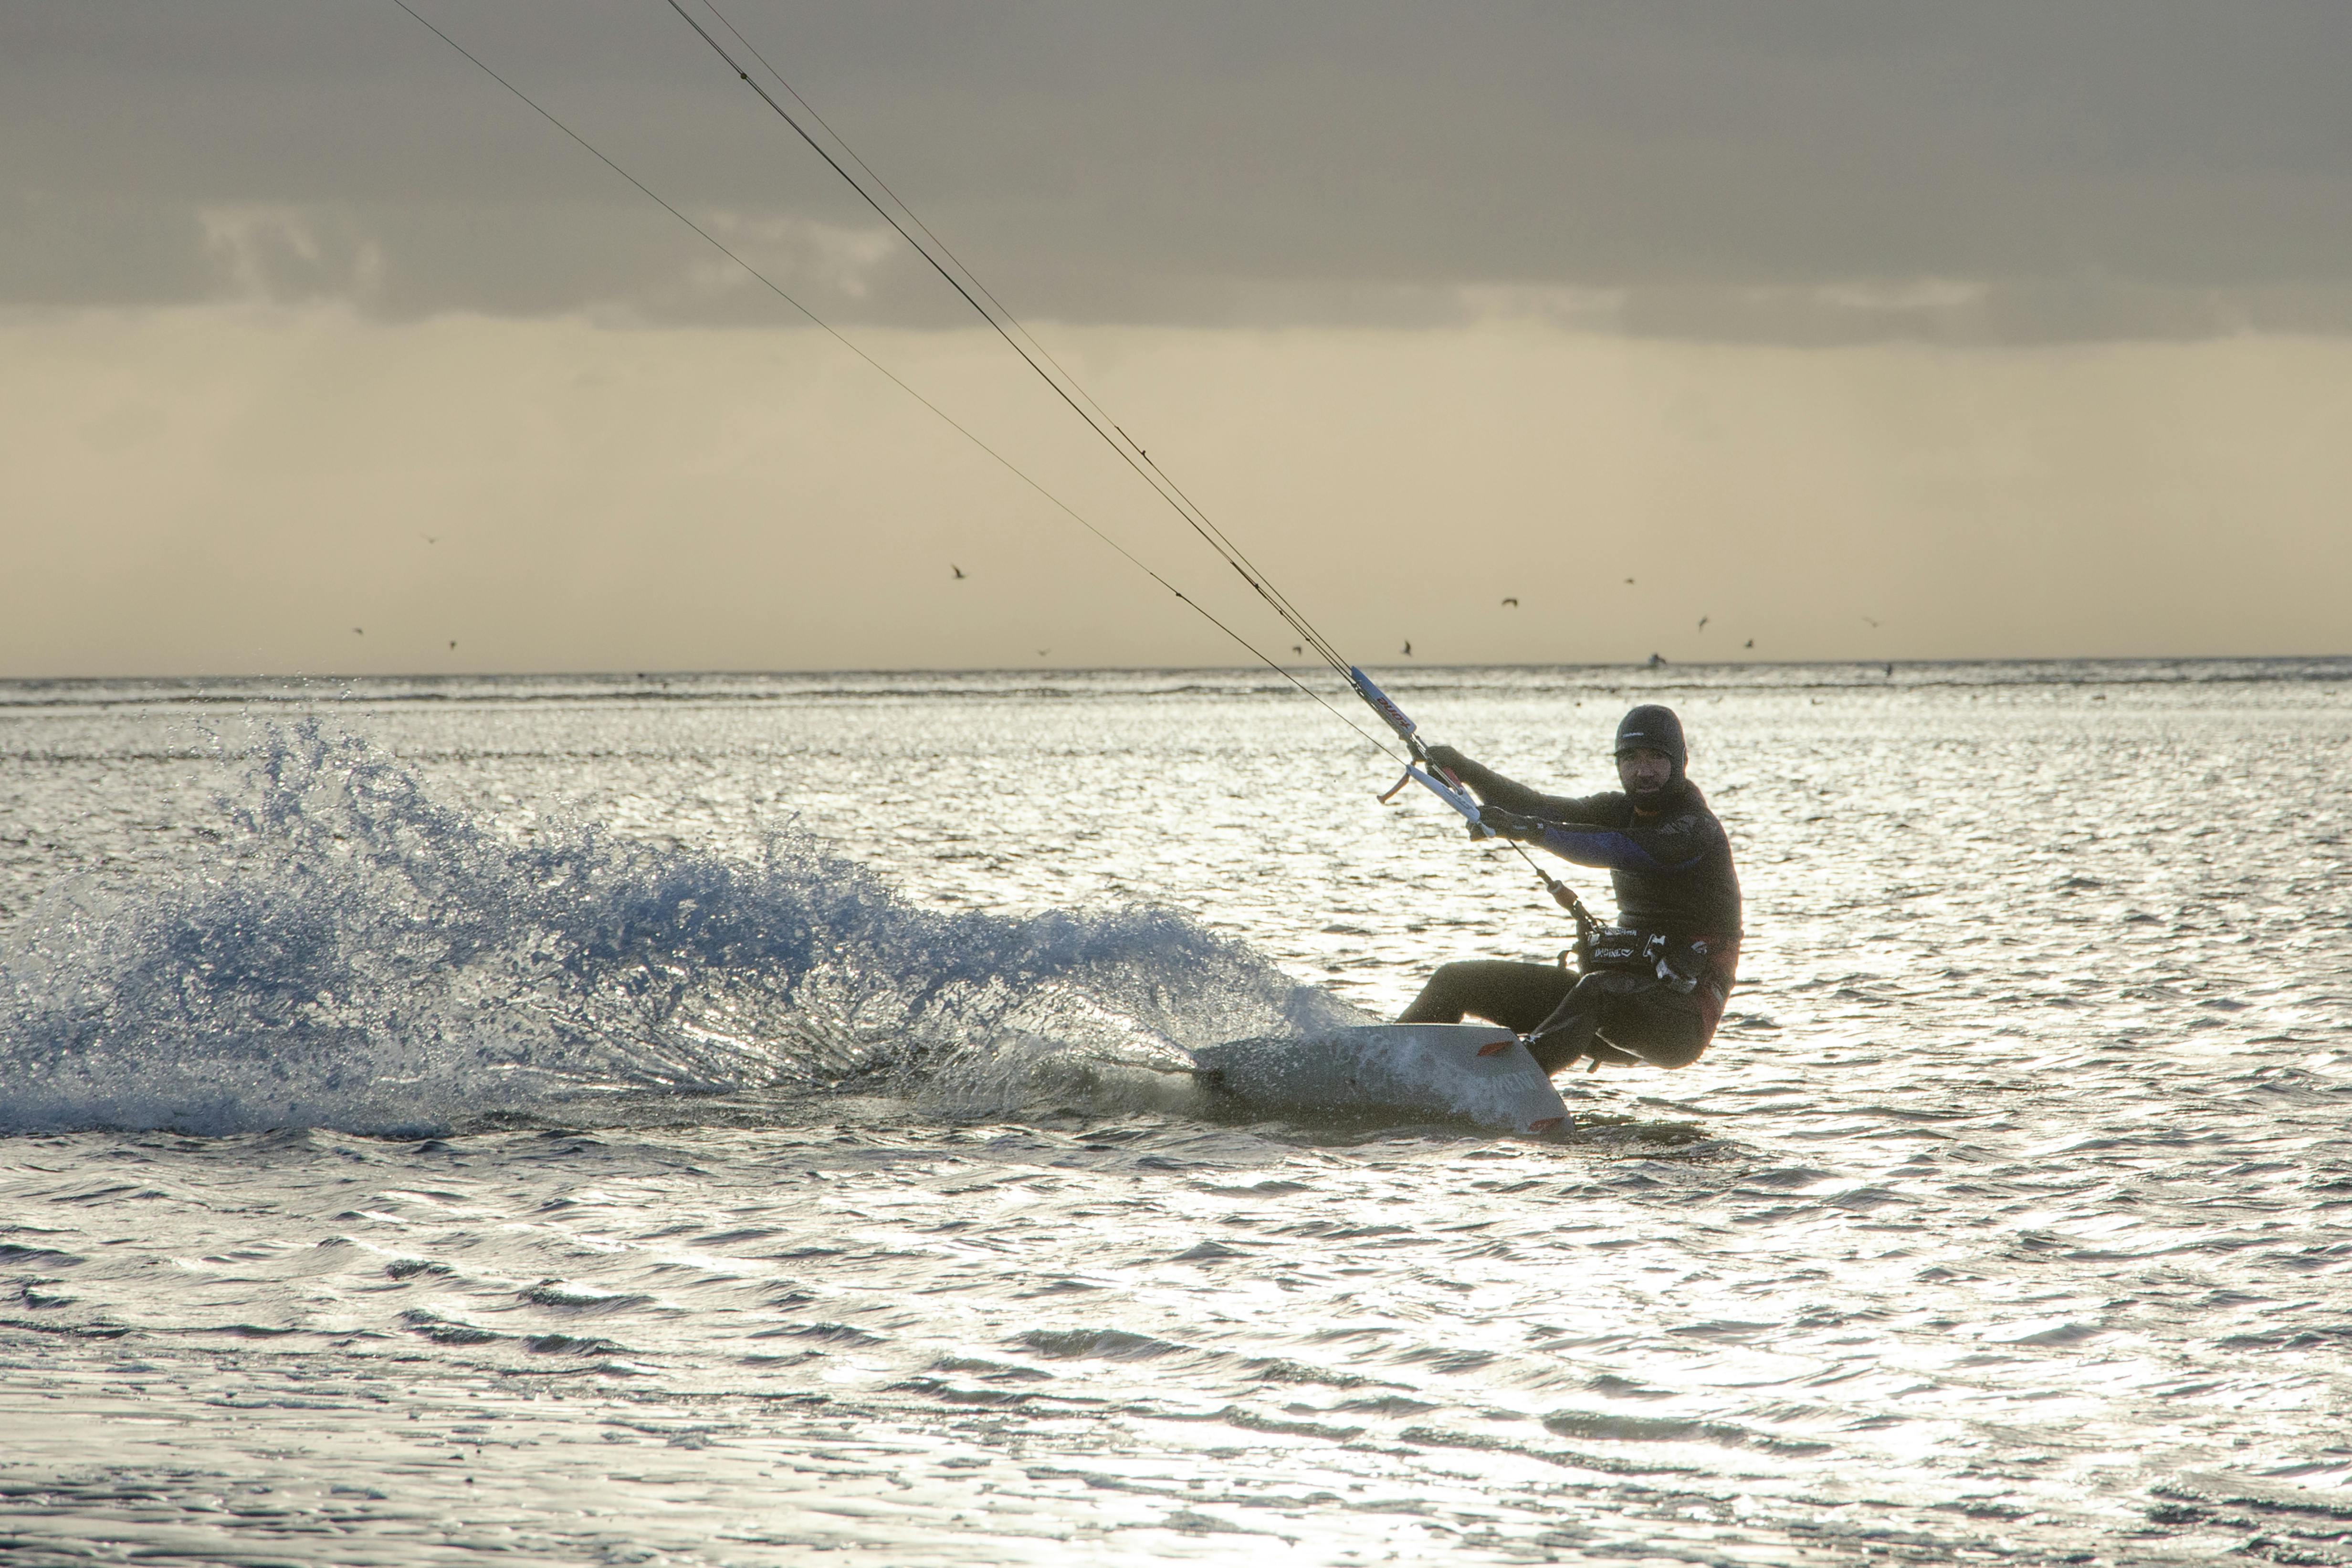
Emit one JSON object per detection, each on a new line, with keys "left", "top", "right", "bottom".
{"left": 448, "top": 640, "right": 457, "bottom": 650}
{"left": 1037, "top": 649, "right": 1051, "bottom": 657}
{"left": 1862, "top": 615, "right": 1881, "bottom": 628}
{"left": 1647, "top": 652, "right": 1667, "bottom": 667}
{"left": 1623, "top": 577, "right": 1635, "bottom": 585}
{"left": 352, "top": 627, "right": 363, "bottom": 635}
{"left": 420, "top": 533, "right": 439, "bottom": 545}
{"left": 951, "top": 564, "right": 966, "bottom": 579}
{"left": 1501, "top": 597, "right": 1519, "bottom": 608}
{"left": 1698, "top": 616, "right": 1709, "bottom": 631}
{"left": 1744, "top": 639, "right": 1754, "bottom": 650}
{"left": 1292, "top": 644, "right": 1303, "bottom": 656}
{"left": 1401, "top": 640, "right": 1413, "bottom": 656}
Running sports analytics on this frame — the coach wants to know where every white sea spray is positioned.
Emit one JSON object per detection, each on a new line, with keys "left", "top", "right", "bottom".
{"left": 0, "top": 717, "right": 1357, "bottom": 1134}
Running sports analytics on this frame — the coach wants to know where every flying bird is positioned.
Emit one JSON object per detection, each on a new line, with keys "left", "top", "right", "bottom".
{"left": 448, "top": 640, "right": 457, "bottom": 650}
{"left": 1744, "top": 639, "right": 1754, "bottom": 650}
{"left": 951, "top": 564, "right": 966, "bottom": 579}
{"left": 1698, "top": 616, "right": 1709, "bottom": 631}
{"left": 1401, "top": 640, "right": 1413, "bottom": 656}
{"left": 420, "top": 533, "right": 439, "bottom": 545}
{"left": 1501, "top": 597, "right": 1519, "bottom": 608}
{"left": 352, "top": 627, "right": 363, "bottom": 635}
{"left": 1292, "top": 644, "right": 1303, "bottom": 656}
{"left": 1623, "top": 578, "right": 1635, "bottom": 585}
{"left": 1862, "top": 615, "right": 1881, "bottom": 628}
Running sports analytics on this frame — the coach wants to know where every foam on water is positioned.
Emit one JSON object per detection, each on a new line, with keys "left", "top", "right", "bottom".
{"left": 0, "top": 719, "right": 1360, "bottom": 1136}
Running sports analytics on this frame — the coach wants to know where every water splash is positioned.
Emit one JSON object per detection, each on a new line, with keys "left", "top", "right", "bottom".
{"left": 0, "top": 719, "right": 1360, "bottom": 1135}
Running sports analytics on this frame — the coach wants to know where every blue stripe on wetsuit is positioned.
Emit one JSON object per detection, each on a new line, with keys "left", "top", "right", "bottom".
{"left": 1531, "top": 823, "right": 1706, "bottom": 875}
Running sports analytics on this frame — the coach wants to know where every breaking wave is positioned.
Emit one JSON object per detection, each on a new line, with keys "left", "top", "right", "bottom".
{"left": 0, "top": 720, "right": 1360, "bottom": 1136}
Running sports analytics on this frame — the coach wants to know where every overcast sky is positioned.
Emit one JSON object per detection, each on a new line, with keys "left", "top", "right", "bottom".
{"left": 12, "top": 1, "right": 2352, "bottom": 337}
{"left": 4, "top": 2, "right": 2349, "bottom": 674}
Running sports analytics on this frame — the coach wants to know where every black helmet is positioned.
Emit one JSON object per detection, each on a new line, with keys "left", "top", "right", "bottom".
{"left": 1615, "top": 704, "right": 1687, "bottom": 778}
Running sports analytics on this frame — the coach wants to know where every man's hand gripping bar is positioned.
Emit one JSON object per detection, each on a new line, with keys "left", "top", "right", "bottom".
{"left": 1348, "top": 666, "right": 1493, "bottom": 838}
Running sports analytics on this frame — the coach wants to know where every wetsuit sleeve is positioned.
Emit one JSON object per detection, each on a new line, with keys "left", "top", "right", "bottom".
{"left": 1531, "top": 804, "right": 1722, "bottom": 874}
{"left": 1441, "top": 758, "right": 1616, "bottom": 823}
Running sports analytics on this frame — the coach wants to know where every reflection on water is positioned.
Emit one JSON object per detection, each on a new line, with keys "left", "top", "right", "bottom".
{"left": 1, "top": 661, "right": 2348, "bottom": 1564}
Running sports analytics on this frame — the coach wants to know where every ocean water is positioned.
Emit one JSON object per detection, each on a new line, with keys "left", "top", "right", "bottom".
{"left": 2, "top": 660, "right": 2348, "bottom": 1566}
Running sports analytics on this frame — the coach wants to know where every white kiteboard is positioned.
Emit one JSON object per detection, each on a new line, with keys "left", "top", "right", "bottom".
{"left": 1187, "top": 1023, "right": 1570, "bottom": 1136}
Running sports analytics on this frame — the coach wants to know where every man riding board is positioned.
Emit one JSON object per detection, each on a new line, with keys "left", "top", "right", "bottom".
{"left": 1397, "top": 704, "right": 1741, "bottom": 1073}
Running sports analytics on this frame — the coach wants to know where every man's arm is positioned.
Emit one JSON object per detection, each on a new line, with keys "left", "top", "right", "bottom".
{"left": 1526, "top": 806, "right": 1721, "bottom": 874}
{"left": 1423, "top": 747, "right": 1614, "bottom": 822}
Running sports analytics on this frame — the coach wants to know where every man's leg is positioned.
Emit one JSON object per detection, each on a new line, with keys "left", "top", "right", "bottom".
{"left": 1605, "top": 978, "right": 1711, "bottom": 1068}
{"left": 1396, "top": 960, "right": 1576, "bottom": 1034}
{"left": 1523, "top": 972, "right": 1608, "bottom": 1072}
{"left": 1529, "top": 972, "right": 1712, "bottom": 1071}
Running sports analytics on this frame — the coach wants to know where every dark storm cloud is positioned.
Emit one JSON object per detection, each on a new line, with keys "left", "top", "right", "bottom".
{"left": 6, "top": 0, "right": 2351, "bottom": 340}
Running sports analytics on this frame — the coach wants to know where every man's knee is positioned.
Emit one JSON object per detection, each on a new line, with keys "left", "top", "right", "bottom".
{"left": 1399, "top": 961, "right": 1478, "bottom": 1023}
{"left": 1626, "top": 1033, "right": 1707, "bottom": 1070}
{"left": 1592, "top": 975, "right": 1712, "bottom": 1069}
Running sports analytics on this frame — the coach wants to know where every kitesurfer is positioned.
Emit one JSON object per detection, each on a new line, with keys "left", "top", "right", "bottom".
{"left": 1396, "top": 705, "right": 1741, "bottom": 1073}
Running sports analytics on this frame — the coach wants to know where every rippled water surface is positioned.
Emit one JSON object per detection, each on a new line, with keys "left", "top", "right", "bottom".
{"left": 3, "top": 662, "right": 2349, "bottom": 1565}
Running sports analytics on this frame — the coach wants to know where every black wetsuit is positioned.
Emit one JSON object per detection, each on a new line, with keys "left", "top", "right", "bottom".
{"left": 1399, "top": 759, "right": 1742, "bottom": 1071}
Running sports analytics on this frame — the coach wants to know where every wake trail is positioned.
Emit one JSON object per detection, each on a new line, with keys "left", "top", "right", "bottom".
{"left": 0, "top": 719, "right": 1361, "bottom": 1136}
